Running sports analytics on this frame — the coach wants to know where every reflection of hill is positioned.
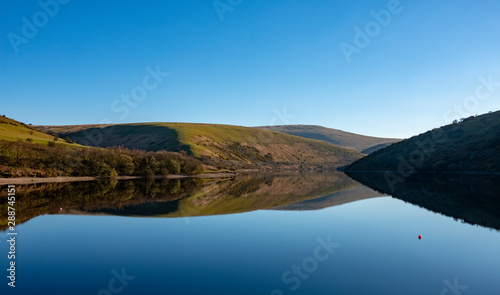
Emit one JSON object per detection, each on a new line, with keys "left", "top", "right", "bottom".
{"left": 0, "top": 179, "right": 203, "bottom": 230}
{"left": 346, "top": 172, "right": 500, "bottom": 230}
{"left": 165, "top": 172, "right": 359, "bottom": 217}
{"left": 272, "top": 185, "right": 384, "bottom": 211}
{"left": 1, "top": 172, "right": 360, "bottom": 230}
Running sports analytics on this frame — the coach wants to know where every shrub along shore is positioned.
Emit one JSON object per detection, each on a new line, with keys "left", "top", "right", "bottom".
{"left": 0, "top": 140, "right": 202, "bottom": 178}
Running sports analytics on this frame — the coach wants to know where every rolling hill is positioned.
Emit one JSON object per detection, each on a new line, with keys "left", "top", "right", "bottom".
{"left": 0, "top": 115, "right": 77, "bottom": 146}
{"left": 37, "top": 123, "right": 365, "bottom": 169}
{"left": 257, "top": 125, "right": 401, "bottom": 153}
{"left": 0, "top": 116, "right": 201, "bottom": 177}
{"left": 346, "top": 111, "right": 500, "bottom": 173}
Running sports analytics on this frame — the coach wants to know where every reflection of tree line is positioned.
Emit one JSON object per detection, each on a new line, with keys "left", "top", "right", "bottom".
{"left": 346, "top": 172, "right": 500, "bottom": 230}
{"left": 0, "top": 179, "right": 204, "bottom": 231}
{"left": 0, "top": 172, "right": 359, "bottom": 230}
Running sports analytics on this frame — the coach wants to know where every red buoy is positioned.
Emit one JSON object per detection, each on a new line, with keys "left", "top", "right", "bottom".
{"left": 418, "top": 235, "right": 422, "bottom": 240}
{"left": 59, "top": 208, "right": 63, "bottom": 211}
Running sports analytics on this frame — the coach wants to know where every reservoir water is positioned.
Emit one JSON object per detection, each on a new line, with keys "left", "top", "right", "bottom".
{"left": 1, "top": 172, "right": 499, "bottom": 294}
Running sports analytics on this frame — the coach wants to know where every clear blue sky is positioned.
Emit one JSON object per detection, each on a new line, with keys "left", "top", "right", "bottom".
{"left": 1, "top": 0, "right": 499, "bottom": 138}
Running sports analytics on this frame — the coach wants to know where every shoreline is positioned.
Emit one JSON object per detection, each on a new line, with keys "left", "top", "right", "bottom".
{"left": 0, "top": 173, "right": 238, "bottom": 185}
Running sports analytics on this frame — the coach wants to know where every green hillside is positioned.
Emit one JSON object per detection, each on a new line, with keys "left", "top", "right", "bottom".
{"left": 346, "top": 111, "right": 500, "bottom": 173}
{"left": 257, "top": 125, "right": 401, "bottom": 153}
{"left": 0, "top": 117, "right": 201, "bottom": 178}
{"left": 0, "top": 115, "right": 77, "bottom": 146}
{"left": 38, "top": 123, "right": 365, "bottom": 169}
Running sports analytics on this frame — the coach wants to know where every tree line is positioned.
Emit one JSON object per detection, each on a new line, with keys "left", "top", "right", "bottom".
{"left": 0, "top": 140, "right": 202, "bottom": 178}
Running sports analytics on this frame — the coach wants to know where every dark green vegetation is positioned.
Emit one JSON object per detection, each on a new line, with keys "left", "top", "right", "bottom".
{"left": 346, "top": 111, "right": 500, "bottom": 173}
{"left": 347, "top": 172, "right": 500, "bottom": 230}
{"left": 38, "top": 122, "right": 365, "bottom": 170}
{"left": 258, "top": 125, "right": 401, "bottom": 153}
{"left": 0, "top": 139, "right": 201, "bottom": 177}
{"left": 0, "top": 172, "right": 362, "bottom": 230}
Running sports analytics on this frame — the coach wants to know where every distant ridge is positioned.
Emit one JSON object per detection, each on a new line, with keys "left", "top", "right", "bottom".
{"left": 257, "top": 125, "right": 401, "bottom": 154}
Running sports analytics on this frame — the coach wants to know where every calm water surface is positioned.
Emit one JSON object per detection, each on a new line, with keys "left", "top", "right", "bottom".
{"left": 1, "top": 172, "right": 499, "bottom": 294}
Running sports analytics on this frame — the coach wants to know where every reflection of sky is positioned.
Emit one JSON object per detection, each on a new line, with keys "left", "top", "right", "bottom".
{"left": 1, "top": 197, "right": 499, "bottom": 294}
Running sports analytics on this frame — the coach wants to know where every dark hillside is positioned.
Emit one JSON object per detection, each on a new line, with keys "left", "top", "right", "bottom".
{"left": 346, "top": 111, "right": 500, "bottom": 173}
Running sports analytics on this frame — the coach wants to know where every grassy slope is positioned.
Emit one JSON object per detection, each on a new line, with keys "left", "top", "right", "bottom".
{"left": 0, "top": 115, "right": 78, "bottom": 146}
{"left": 257, "top": 125, "right": 401, "bottom": 153}
{"left": 0, "top": 117, "right": 201, "bottom": 177}
{"left": 39, "top": 123, "right": 365, "bottom": 168}
{"left": 346, "top": 111, "right": 500, "bottom": 172}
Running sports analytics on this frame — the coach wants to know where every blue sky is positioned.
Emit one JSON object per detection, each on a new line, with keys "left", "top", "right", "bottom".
{"left": 1, "top": 0, "right": 499, "bottom": 138}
